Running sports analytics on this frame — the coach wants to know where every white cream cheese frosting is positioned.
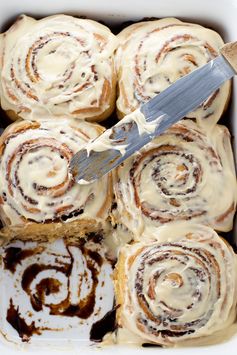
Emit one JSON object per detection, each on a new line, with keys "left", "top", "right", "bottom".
{"left": 115, "top": 223, "right": 237, "bottom": 345}
{"left": 82, "top": 109, "right": 155, "bottom": 158}
{"left": 116, "top": 17, "right": 231, "bottom": 128}
{"left": 0, "top": 14, "right": 118, "bottom": 121}
{"left": 113, "top": 119, "right": 237, "bottom": 237}
{"left": 0, "top": 117, "right": 111, "bottom": 225}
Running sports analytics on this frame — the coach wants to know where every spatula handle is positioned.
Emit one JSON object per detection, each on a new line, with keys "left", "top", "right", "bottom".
{"left": 220, "top": 41, "right": 237, "bottom": 72}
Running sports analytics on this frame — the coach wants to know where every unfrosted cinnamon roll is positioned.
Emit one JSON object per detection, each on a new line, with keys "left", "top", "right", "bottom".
{"left": 0, "top": 14, "right": 118, "bottom": 122}
{"left": 116, "top": 18, "right": 230, "bottom": 128}
{"left": 114, "top": 223, "right": 237, "bottom": 346}
{"left": 113, "top": 120, "right": 237, "bottom": 237}
{"left": 0, "top": 117, "right": 112, "bottom": 235}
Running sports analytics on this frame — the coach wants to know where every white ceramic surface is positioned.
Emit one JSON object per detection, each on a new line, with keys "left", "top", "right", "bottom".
{"left": 0, "top": 0, "right": 237, "bottom": 353}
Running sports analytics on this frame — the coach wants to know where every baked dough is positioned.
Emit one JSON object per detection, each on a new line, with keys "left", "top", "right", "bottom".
{"left": 0, "top": 14, "right": 118, "bottom": 122}
{"left": 116, "top": 18, "right": 231, "bottom": 128}
{"left": 114, "top": 223, "right": 237, "bottom": 345}
{"left": 112, "top": 120, "right": 237, "bottom": 238}
{"left": 0, "top": 117, "right": 112, "bottom": 233}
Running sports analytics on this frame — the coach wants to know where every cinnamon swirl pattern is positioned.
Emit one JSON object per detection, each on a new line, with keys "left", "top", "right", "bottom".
{"left": 0, "top": 118, "right": 112, "bottom": 226}
{"left": 113, "top": 120, "right": 237, "bottom": 237}
{"left": 114, "top": 223, "right": 237, "bottom": 345}
{"left": 0, "top": 14, "right": 117, "bottom": 122}
{"left": 0, "top": 235, "right": 114, "bottom": 343}
{"left": 116, "top": 18, "right": 230, "bottom": 128}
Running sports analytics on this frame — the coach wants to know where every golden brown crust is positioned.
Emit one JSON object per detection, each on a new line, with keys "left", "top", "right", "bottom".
{"left": 0, "top": 218, "right": 104, "bottom": 246}
{"left": 85, "top": 72, "right": 117, "bottom": 122}
{"left": 5, "top": 109, "right": 20, "bottom": 122}
{"left": 113, "top": 250, "right": 126, "bottom": 324}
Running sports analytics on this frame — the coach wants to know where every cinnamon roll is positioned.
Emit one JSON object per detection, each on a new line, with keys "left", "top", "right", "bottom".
{"left": 114, "top": 223, "right": 237, "bottom": 345}
{"left": 116, "top": 18, "right": 230, "bottom": 128}
{"left": 0, "top": 14, "right": 117, "bottom": 122}
{"left": 113, "top": 120, "right": 237, "bottom": 237}
{"left": 0, "top": 118, "right": 112, "bottom": 235}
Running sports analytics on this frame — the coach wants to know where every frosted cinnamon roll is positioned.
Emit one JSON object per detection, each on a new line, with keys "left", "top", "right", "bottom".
{"left": 0, "top": 118, "right": 112, "bottom": 231}
{"left": 113, "top": 120, "right": 237, "bottom": 237}
{"left": 116, "top": 18, "right": 230, "bottom": 128}
{"left": 114, "top": 223, "right": 237, "bottom": 346}
{"left": 0, "top": 14, "right": 117, "bottom": 122}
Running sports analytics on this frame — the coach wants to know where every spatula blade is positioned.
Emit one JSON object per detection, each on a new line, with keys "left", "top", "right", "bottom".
{"left": 70, "top": 55, "right": 235, "bottom": 184}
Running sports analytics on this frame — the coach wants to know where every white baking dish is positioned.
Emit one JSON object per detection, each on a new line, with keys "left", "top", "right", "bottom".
{"left": 0, "top": 0, "right": 237, "bottom": 354}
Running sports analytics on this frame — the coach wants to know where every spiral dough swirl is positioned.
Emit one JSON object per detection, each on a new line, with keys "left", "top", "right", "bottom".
{"left": 115, "top": 223, "right": 237, "bottom": 345}
{"left": 116, "top": 18, "right": 230, "bottom": 128}
{"left": 113, "top": 120, "right": 237, "bottom": 237}
{"left": 0, "top": 14, "right": 118, "bottom": 122}
{"left": 0, "top": 118, "right": 111, "bottom": 225}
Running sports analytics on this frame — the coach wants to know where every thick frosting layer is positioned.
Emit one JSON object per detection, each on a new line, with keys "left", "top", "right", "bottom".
{"left": 0, "top": 14, "right": 118, "bottom": 121}
{"left": 113, "top": 119, "right": 237, "bottom": 237}
{"left": 76, "top": 109, "right": 167, "bottom": 185}
{"left": 0, "top": 118, "right": 111, "bottom": 225}
{"left": 115, "top": 223, "right": 237, "bottom": 345}
{"left": 80, "top": 109, "right": 159, "bottom": 158}
{"left": 116, "top": 17, "right": 230, "bottom": 128}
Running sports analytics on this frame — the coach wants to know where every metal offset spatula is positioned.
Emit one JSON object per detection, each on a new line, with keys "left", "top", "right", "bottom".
{"left": 70, "top": 42, "right": 237, "bottom": 184}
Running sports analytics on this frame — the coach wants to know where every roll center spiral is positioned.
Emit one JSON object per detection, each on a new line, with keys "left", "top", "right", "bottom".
{"left": 20, "top": 147, "right": 69, "bottom": 189}
{"left": 163, "top": 272, "right": 183, "bottom": 288}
